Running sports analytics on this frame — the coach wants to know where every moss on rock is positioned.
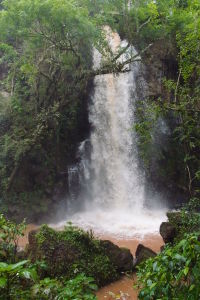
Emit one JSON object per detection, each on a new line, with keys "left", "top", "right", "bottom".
{"left": 26, "top": 224, "right": 127, "bottom": 287}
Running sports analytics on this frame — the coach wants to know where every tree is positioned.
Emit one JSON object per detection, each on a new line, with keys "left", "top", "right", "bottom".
{"left": 0, "top": 0, "right": 145, "bottom": 204}
{"left": 125, "top": 0, "right": 200, "bottom": 198}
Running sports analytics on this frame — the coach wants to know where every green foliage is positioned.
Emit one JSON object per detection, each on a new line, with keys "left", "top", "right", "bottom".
{"left": 123, "top": 0, "right": 200, "bottom": 197}
{"left": 0, "top": 215, "right": 98, "bottom": 299}
{"left": 0, "top": 214, "right": 26, "bottom": 263}
{"left": 32, "top": 277, "right": 60, "bottom": 300}
{"left": 0, "top": 0, "right": 131, "bottom": 217}
{"left": 32, "top": 274, "right": 97, "bottom": 300}
{"left": 167, "top": 198, "right": 200, "bottom": 240}
{"left": 135, "top": 100, "right": 163, "bottom": 168}
{"left": 0, "top": 260, "right": 37, "bottom": 300}
{"left": 58, "top": 274, "right": 97, "bottom": 300}
{"left": 0, "top": 260, "right": 97, "bottom": 299}
{"left": 137, "top": 233, "right": 200, "bottom": 300}
{"left": 31, "top": 224, "right": 118, "bottom": 287}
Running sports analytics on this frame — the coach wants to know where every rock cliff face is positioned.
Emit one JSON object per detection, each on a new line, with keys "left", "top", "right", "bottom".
{"left": 144, "top": 40, "right": 178, "bottom": 99}
{"left": 140, "top": 40, "right": 188, "bottom": 206}
{"left": 8, "top": 83, "right": 91, "bottom": 223}
{"left": 0, "top": 61, "right": 92, "bottom": 222}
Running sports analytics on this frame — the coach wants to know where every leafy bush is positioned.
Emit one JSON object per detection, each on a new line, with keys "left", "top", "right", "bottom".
{"left": 0, "top": 260, "right": 37, "bottom": 300}
{"left": 32, "top": 274, "right": 97, "bottom": 300}
{"left": 0, "top": 214, "right": 26, "bottom": 263}
{"left": 167, "top": 198, "right": 200, "bottom": 241}
{"left": 0, "top": 0, "right": 126, "bottom": 219}
{"left": 137, "top": 233, "right": 200, "bottom": 300}
{"left": 0, "top": 261, "right": 97, "bottom": 300}
{"left": 0, "top": 215, "right": 98, "bottom": 299}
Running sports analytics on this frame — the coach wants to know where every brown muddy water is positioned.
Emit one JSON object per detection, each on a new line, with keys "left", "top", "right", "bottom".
{"left": 97, "top": 275, "right": 138, "bottom": 300}
{"left": 19, "top": 226, "right": 163, "bottom": 300}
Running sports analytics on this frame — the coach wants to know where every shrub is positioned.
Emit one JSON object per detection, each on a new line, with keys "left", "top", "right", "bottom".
{"left": 28, "top": 224, "right": 118, "bottom": 286}
{"left": 0, "top": 214, "right": 26, "bottom": 263}
{"left": 167, "top": 198, "right": 200, "bottom": 241}
{"left": 137, "top": 233, "right": 200, "bottom": 299}
{"left": 0, "top": 260, "right": 37, "bottom": 300}
{"left": 32, "top": 273, "right": 97, "bottom": 300}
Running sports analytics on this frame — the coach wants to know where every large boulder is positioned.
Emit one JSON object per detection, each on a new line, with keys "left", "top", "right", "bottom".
{"left": 28, "top": 229, "right": 40, "bottom": 247}
{"left": 26, "top": 225, "right": 120, "bottom": 286}
{"left": 100, "top": 240, "right": 133, "bottom": 272}
{"left": 160, "top": 222, "right": 176, "bottom": 244}
{"left": 133, "top": 244, "right": 156, "bottom": 268}
{"left": 27, "top": 226, "right": 80, "bottom": 277}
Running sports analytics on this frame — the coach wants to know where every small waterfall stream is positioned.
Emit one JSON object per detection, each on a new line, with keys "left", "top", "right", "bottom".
{"left": 63, "top": 28, "right": 166, "bottom": 238}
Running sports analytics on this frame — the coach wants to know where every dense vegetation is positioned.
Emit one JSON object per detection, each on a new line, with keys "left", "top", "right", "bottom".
{"left": 136, "top": 196, "right": 200, "bottom": 299}
{"left": 27, "top": 224, "right": 119, "bottom": 286}
{"left": 1, "top": 0, "right": 200, "bottom": 299}
{"left": 127, "top": 0, "right": 200, "bottom": 202}
{"left": 1, "top": 0, "right": 200, "bottom": 218}
{"left": 0, "top": 214, "right": 118, "bottom": 299}
{"left": 0, "top": 0, "right": 130, "bottom": 220}
{"left": 137, "top": 233, "right": 200, "bottom": 299}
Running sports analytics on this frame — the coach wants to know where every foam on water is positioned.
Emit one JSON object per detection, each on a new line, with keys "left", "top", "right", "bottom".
{"left": 57, "top": 208, "right": 167, "bottom": 239}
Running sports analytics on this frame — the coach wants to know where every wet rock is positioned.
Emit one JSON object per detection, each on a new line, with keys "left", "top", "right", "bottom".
{"left": 27, "top": 227, "right": 79, "bottom": 267}
{"left": 100, "top": 240, "right": 133, "bottom": 272}
{"left": 160, "top": 222, "right": 176, "bottom": 244}
{"left": 133, "top": 244, "right": 156, "bottom": 268}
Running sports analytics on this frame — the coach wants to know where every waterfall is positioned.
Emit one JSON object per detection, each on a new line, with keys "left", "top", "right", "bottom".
{"left": 62, "top": 28, "right": 166, "bottom": 238}
{"left": 87, "top": 30, "right": 145, "bottom": 211}
{"left": 67, "top": 165, "right": 80, "bottom": 209}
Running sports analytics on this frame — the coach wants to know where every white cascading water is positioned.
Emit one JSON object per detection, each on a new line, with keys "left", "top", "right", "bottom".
{"left": 59, "top": 28, "right": 166, "bottom": 238}
{"left": 87, "top": 31, "right": 144, "bottom": 211}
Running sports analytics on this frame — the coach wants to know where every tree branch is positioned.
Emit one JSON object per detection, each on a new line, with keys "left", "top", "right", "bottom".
{"left": 111, "top": 43, "right": 131, "bottom": 63}
{"left": 137, "top": 17, "right": 152, "bottom": 34}
{"left": 175, "top": 68, "right": 182, "bottom": 104}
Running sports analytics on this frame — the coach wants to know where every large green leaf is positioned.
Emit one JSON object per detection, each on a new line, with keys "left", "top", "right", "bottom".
{"left": 20, "top": 268, "right": 38, "bottom": 281}
{"left": 7, "top": 260, "right": 28, "bottom": 271}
